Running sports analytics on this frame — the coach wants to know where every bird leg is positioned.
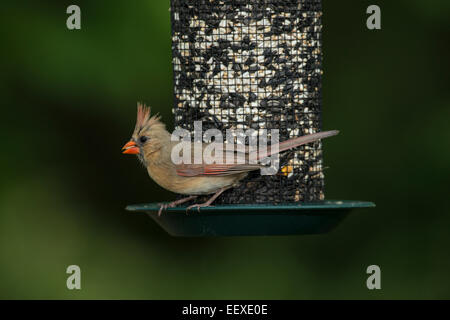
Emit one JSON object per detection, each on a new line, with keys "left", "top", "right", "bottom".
{"left": 186, "top": 187, "right": 231, "bottom": 212}
{"left": 158, "top": 195, "right": 198, "bottom": 216}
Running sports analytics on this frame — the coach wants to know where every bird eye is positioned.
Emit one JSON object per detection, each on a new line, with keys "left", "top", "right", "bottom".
{"left": 139, "top": 136, "right": 148, "bottom": 144}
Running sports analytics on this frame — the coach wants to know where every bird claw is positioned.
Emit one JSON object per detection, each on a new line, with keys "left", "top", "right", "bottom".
{"left": 157, "top": 196, "right": 199, "bottom": 216}
{"left": 186, "top": 203, "right": 214, "bottom": 213}
{"left": 157, "top": 203, "right": 167, "bottom": 216}
{"left": 157, "top": 202, "right": 176, "bottom": 216}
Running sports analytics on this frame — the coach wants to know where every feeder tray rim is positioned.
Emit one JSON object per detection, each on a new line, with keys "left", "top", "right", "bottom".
{"left": 126, "top": 200, "right": 375, "bottom": 215}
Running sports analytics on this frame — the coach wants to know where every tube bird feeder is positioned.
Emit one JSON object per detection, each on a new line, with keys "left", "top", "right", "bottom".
{"left": 126, "top": 0, "right": 375, "bottom": 236}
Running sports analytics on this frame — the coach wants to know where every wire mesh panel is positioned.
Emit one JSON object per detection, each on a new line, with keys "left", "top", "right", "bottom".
{"left": 171, "top": 0, "right": 324, "bottom": 204}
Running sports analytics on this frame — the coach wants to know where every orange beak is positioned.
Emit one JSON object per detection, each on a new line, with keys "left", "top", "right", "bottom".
{"left": 122, "top": 140, "right": 140, "bottom": 154}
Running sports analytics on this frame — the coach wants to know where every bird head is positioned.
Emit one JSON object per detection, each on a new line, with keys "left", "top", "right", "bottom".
{"left": 122, "top": 103, "right": 169, "bottom": 164}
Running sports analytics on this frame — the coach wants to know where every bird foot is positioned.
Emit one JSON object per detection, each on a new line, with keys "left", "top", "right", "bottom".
{"left": 158, "top": 203, "right": 169, "bottom": 217}
{"left": 157, "top": 195, "right": 198, "bottom": 216}
{"left": 186, "top": 203, "right": 215, "bottom": 213}
{"left": 158, "top": 203, "right": 176, "bottom": 216}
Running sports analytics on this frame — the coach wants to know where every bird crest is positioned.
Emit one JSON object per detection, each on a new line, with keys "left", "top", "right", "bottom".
{"left": 134, "top": 102, "right": 162, "bottom": 133}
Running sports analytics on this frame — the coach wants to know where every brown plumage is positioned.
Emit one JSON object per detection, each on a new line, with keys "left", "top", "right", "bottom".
{"left": 122, "top": 103, "right": 339, "bottom": 214}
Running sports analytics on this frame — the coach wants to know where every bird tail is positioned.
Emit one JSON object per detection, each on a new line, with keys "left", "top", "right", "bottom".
{"left": 257, "top": 130, "right": 339, "bottom": 160}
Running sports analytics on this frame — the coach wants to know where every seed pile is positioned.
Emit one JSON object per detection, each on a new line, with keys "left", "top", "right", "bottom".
{"left": 171, "top": 0, "right": 325, "bottom": 204}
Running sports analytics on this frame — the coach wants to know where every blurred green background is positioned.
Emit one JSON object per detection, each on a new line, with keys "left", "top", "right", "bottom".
{"left": 1, "top": 0, "right": 449, "bottom": 299}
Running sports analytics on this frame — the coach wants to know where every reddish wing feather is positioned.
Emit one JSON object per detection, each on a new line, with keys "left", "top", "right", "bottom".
{"left": 176, "top": 163, "right": 263, "bottom": 177}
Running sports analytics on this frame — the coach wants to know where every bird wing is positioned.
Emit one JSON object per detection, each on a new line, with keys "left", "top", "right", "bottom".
{"left": 174, "top": 141, "right": 262, "bottom": 177}
{"left": 174, "top": 130, "right": 339, "bottom": 177}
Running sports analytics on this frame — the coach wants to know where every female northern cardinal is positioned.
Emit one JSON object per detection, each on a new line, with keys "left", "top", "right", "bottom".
{"left": 122, "top": 104, "right": 338, "bottom": 214}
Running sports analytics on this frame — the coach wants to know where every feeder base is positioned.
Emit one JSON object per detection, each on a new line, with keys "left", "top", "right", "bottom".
{"left": 126, "top": 200, "right": 375, "bottom": 237}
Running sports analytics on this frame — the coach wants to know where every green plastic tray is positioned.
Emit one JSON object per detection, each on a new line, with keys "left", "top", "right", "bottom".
{"left": 126, "top": 200, "right": 375, "bottom": 237}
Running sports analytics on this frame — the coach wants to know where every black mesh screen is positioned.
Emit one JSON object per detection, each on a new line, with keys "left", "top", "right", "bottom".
{"left": 170, "top": 0, "right": 324, "bottom": 204}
